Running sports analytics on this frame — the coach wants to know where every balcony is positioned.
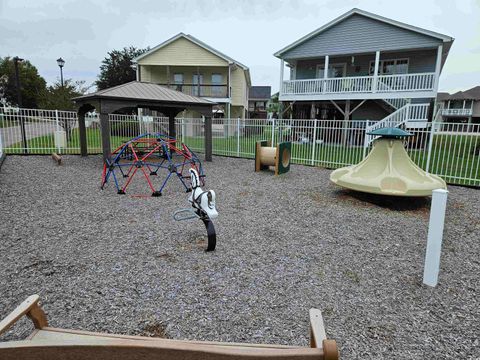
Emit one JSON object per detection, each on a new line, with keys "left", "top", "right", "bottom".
{"left": 441, "top": 108, "right": 473, "bottom": 117}
{"left": 161, "top": 84, "right": 229, "bottom": 98}
{"left": 280, "top": 72, "right": 436, "bottom": 101}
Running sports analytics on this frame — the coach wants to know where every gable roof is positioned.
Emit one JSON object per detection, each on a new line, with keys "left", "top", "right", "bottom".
{"left": 439, "top": 86, "right": 480, "bottom": 101}
{"left": 134, "top": 33, "right": 251, "bottom": 86}
{"left": 73, "top": 81, "right": 214, "bottom": 105}
{"left": 134, "top": 33, "right": 247, "bottom": 70}
{"left": 274, "top": 8, "right": 454, "bottom": 58}
{"left": 249, "top": 86, "right": 271, "bottom": 100}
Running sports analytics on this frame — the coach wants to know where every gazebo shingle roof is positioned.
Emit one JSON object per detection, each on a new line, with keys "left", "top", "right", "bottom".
{"left": 73, "top": 81, "right": 214, "bottom": 105}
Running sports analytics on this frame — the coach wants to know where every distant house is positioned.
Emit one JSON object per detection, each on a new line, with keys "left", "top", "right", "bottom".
{"left": 133, "top": 33, "right": 251, "bottom": 119}
{"left": 274, "top": 8, "right": 454, "bottom": 129}
{"left": 248, "top": 86, "right": 271, "bottom": 118}
{"left": 437, "top": 86, "right": 480, "bottom": 124}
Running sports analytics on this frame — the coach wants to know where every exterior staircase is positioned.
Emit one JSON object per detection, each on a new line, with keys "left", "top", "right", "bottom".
{"left": 364, "top": 103, "right": 430, "bottom": 147}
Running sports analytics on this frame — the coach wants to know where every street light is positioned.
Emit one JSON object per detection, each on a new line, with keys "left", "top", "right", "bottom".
{"left": 13, "top": 56, "right": 24, "bottom": 107}
{"left": 56, "top": 57, "right": 65, "bottom": 87}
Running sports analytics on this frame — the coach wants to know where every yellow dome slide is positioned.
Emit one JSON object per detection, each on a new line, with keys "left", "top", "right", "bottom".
{"left": 330, "top": 128, "right": 446, "bottom": 197}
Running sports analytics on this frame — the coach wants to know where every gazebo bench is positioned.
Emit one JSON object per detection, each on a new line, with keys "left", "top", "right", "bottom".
{"left": 0, "top": 295, "right": 339, "bottom": 359}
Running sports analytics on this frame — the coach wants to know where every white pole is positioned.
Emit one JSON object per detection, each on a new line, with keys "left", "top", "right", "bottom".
{"left": 311, "top": 118, "right": 317, "bottom": 165}
{"left": 279, "top": 59, "right": 284, "bottom": 97}
{"left": 373, "top": 51, "right": 380, "bottom": 93}
{"left": 237, "top": 117, "right": 240, "bottom": 157}
{"left": 423, "top": 189, "right": 449, "bottom": 287}
{"left": 433, "top": 45, "right": 443, "bottom": 93}
{"left": 55, "top": 109, "right": 61, "bottom": 154}
{"left": 322, "top": 55, "right": 329, "bottom": 94}
{"left": 425, "top": 103, "right": 438, "bottom": 173}
{"left": 271, "top": 118, "right": 275, "bottom": 145}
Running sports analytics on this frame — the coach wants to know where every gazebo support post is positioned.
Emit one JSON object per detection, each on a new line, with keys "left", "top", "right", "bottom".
{"left": 78, "top": 111, "right": 88, "bottom": 157}
{"left": 204, "top": 116, "right": 212, "bottom": 162}
{"left": 99, "top": 112, "right": 111, "bottom": 162}
{"left": 168, "top": 112, "right": 176, "bottom": 139}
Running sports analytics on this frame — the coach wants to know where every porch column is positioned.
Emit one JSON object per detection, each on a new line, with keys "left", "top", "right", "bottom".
{"left": 279, "top": 59, "right": 284, "bottom": 96}
{"left": 168, "top": 112, "right": 176, "bottom": 139}
{"left": 373, "top": 51, "right": 380, "bottom": 93}
{"left": 166, "top": 65, "right": 170, "bottom": 86}
{"left": 323, "top": 55, "right": 329, "bottom": 94}
{"left": 197, "top": 66, "right": 201, "bottom": 96}
{"left": 204, "top": 116, "right": 212, "bottom": 162}
{"left": 310, "top": 102, "right": 316, "bottom": 119}
{"left": 227, "top": 64, "right": 231, "bottom": 99}
{"left": 433, "top": 45, "right": 443, "bottom": 92}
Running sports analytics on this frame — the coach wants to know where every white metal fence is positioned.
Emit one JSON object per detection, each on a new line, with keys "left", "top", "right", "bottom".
{"left": 1, "top": 107, "right": 479, "bottom": 187}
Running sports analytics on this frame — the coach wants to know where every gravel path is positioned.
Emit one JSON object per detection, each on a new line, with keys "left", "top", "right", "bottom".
{"left": 0, "top": 155, "right": 479, "bottom": 359}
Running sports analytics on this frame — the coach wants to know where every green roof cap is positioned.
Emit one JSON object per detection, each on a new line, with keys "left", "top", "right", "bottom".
{"left": 367, "top": 127, "right": 412, "bottom": 138}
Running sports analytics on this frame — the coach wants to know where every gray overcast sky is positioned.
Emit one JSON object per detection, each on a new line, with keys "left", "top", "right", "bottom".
{"left": 1, "top": 0, "right": 479, "bottom": 93}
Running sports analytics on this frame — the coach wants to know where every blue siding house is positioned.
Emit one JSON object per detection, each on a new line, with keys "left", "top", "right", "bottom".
{"left": 274, "top": 8, "right": 454, "bottom": 126}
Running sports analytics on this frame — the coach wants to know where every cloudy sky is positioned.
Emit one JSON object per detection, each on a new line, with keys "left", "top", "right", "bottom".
{"left": 1, "top": 0, "right": 479, "bottom": 93}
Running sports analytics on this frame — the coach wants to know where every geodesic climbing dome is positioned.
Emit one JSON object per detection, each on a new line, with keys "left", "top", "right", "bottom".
{"left": 101, "top": 133, "right": 204, "bottom": 196}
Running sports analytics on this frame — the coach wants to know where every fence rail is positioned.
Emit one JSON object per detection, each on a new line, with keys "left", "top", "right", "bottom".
{"left": 1, "top": 107, "right": 479, "bottom": 187}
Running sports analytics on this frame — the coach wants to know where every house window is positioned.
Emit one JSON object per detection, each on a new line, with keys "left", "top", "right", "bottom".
{"left": 173, "top": 73, "right": 184, "bottom": 91}
{"left": 211, "top": 74, "right": 223, "bottom": 97}
{"left": 369, "top": 58, "right": 409, "bottom": 75}
{"left": 316, "top": 63, "right": 346, "bottom": 78}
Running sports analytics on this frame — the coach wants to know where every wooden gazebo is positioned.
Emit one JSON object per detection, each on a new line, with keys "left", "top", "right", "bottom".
{"left": 72, "top": 81, "right": 215, "bottom": 161}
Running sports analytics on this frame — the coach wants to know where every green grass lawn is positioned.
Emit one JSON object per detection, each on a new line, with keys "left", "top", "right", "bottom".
{"left": 5, "top": 129, "right": 479, "bottom": 186}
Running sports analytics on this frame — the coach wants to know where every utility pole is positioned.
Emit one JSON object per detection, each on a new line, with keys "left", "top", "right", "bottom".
{"left": 13, "top": 56, "right": 27, "bottom": 153}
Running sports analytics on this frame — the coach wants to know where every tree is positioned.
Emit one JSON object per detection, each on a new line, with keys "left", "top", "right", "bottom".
{"left": 96, "top": 46, "right": 149, "bottom": 90}
{"left": 39, "top": 79, "right": 91, "bottom": 111}
{"left": 0, "top": 57, "right": 47, "bottom": 108}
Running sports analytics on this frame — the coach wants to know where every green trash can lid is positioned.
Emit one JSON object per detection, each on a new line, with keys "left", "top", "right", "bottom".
{"left": 367, "top": 127, "right": 412, "bottom": 138}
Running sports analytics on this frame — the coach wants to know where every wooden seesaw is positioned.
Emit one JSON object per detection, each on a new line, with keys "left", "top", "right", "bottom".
{"left": 255, "top": 141, "right": 291, "bottom": 175}
{"left": 0, "top": 295, "right": 339, "bottom": 360}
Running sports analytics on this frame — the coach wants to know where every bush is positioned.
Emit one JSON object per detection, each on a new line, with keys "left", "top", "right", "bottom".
{"left": 110, "top": 121, "right": 139, "bottom": 138}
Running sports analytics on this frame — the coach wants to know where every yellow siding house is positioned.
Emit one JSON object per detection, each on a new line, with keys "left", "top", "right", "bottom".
{"left": 133, "top": 33, "right": 251, "bottom": 119}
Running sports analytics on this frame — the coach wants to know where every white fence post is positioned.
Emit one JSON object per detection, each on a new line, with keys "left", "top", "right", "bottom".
{"left": 236, "top": 117, "right": 240, "bottom": 157}
{"left": 55, "top": 109, "right": 61, "bottom": 154}
{"left": 363, "top": 120, "right": 370, "bottom": 159}
{"left": 271, "top": 118, "right": 275, "bottom": 145}
{"left": 311, "top": 118, "right": 317, "bottom": 166}
{"left": 423, "top": 189, "right": 449, "bottom": 287}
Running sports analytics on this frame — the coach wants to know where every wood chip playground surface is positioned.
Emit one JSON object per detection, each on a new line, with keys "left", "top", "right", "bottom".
{"left": 0, "top": 155, "right": 478, "bottom": 359}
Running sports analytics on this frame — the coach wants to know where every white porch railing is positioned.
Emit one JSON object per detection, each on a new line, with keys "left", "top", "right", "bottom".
{"left": 441, "top": 108, "right": 473, "bottom": 116}
{"left": 281, "top": 72, "right": 436, "bottom": 96}
{"left": 364, "top": 103, "right": 430, "bottom": 151}
{"left": 377, "top": 73, "right": 435, "bottom": 92}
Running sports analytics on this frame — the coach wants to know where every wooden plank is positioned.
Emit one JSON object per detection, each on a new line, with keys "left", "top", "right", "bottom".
{"left": 0, "top": 295, "right": 48, "bottom": 336}
{"left": 0, "top": 339, "right": 325, "bottom": 360}
{"left": 33, "top": 328, "right": 299, "bottom": 349}
{"left": 309, "top": 309, "right": 327, "bottom": 348}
